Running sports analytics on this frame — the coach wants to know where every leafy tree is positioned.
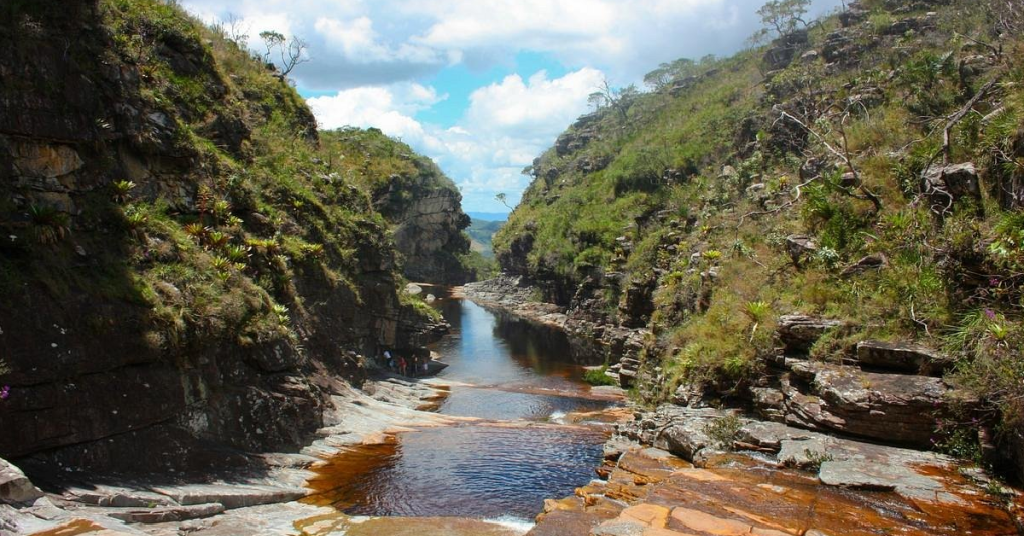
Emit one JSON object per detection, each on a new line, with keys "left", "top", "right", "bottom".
{"left": 757, "top": 0, "right": 810, "bottom": 37}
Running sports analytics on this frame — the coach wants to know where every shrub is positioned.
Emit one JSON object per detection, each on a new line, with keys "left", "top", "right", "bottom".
{"left": 703, "top": 414, "right": 742, "bottom": 449}
{"left": 583, "top": 366, "right": 619, "bottom": 386}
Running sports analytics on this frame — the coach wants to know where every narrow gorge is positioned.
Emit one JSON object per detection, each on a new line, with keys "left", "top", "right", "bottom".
{"left": 4, "top": 0, "right": 1024, "bottom": 535}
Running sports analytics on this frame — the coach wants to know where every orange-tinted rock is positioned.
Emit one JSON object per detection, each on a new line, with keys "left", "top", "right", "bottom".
{"left": 619, "top": 504, "right": 671, "bottom": 528}
{"left": 669, "top": 507, "right": 793, "bottom": 536}
{"left": 528, "top": 509, "right": 604, "bottom": 536}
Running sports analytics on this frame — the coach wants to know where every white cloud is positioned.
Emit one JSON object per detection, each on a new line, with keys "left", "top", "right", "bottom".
{"left": 181, "top": 0, "right": 846, "bottom": 211}
{"left": 307, "top": 83, "right": 444, "bottom": 141}
{"left": 305, "top": 68, "right": 602, "bottom": 212}
{"left": 467, "top": 68, "right": 604, "bottom": 136}
{"left": 184, "top": 0, "right": 845, "bottom": 88}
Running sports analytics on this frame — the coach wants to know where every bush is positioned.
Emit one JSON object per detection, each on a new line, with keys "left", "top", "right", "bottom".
{"left": 583, "top": 366, "right": 619, "bottom": 386}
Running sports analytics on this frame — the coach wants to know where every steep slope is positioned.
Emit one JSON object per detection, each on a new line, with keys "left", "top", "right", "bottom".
{"left": 320, "top": 128, "right": 475, "bottom": 284}
{"left": 494, "top": 0, "right": 1024, "bottom": 480}
{"left": 0, "top": 0, "right": 449, "bottom": 470}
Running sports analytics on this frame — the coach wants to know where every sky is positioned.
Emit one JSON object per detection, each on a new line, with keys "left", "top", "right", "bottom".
{"left": 181, "top": 0, "right": 844, "bottom": 214}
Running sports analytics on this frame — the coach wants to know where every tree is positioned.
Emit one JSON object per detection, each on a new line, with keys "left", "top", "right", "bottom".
{"left": 259, "top": 30, "right": 309, "bottom": 78}
{"left": 590, "top": 80, "right": 639, "bottom": 121}
{"left": 223, "top": 13, "right": 249, "bottom": 46}
{"left": 495, "top": 193, "right": 513, "bottom": 210}
{"left": 757, "top": 0, "right": 810, "bottom": 37}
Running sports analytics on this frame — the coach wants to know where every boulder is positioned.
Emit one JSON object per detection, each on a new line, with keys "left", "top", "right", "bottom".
{"left": 922, "top": 162, "right": 981, "bottom": 212}
{"left": 838, "top": 8, "right": 868, "bottom": 27}
{"left": 763, "top": 29, "right": 809, "bottom": 71}
{"left": 840, "top": 253, "right": 887, "bottom": 277}
{"left": 0, "top": 458, "right": 43, "bottom": 503}
{"left": 783, "top": 363, "right": 951, "bottom": 447}
{"left": 785, "top": 235, "right": 817, "bottom": 266}
{"left": 855, "top": 340, "right": 953, "bottom": 376}
{"left": 776, "top": 314, "right": 842, "bottom": 353}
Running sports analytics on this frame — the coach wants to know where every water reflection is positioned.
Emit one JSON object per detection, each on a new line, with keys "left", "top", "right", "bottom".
{"left": 306, "top": 295, "right": 615, "bottom": 520}
{"left": 306, "top": 424, "right": 608, "bottom": 519}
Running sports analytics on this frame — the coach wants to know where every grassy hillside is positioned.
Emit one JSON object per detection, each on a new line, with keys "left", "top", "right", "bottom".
{"left": 0, "top": 0, "right": 455, "bottom": 350}
{"left": 495, "top": 0, "right": 1024, "bottom": 456}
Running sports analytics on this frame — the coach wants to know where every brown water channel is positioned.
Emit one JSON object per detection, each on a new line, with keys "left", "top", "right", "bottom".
{"left": 305, "top": 291, "right": 616, "bottom": 525}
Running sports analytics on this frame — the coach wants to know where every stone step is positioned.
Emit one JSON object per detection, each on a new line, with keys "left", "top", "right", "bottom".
{"left": 65, "top": 485, "right": 179, "bottom": 508}
{"left": 103, "top": 502, "right": 225, "bottom": 524}
{"left": 148, "top": 484, "right": 306, "bottom": 510}
{"left": 855, "top": 340, "right": 953, "bottom": 376}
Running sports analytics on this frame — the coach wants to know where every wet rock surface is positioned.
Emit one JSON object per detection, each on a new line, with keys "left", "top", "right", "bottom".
{"left": 0, "top": 377, "right": 460, "bottom": 535}
{"left": 532, "top": 416, "right": 1023, "bottom": 536}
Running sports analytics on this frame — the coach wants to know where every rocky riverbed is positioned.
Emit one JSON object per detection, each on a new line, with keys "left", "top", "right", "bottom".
{"left": 5, "top": 283, "right": 1023, "bottom": 536}
{"left": 0, "top": 376, "right": 502, "bottom": 535}
{"left": 464, "top": 277, "right": 1024, "bottom": 536}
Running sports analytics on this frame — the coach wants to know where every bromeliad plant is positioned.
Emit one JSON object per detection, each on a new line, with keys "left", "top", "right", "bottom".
{"left": 111, "top": 180, "right": 137, "bottom": 204}
{"left": 29, "top": 204, "right": 70, "bottom": 245}
{"left": 743, "top": 300, "right": 771, "bottom": 340}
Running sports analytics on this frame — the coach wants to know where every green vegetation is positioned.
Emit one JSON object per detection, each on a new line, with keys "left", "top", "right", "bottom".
{"left": 467, "top": 218, "right": 504, "bottom": 259}
{"left": 703, "top": 414, "right": 743, "bottom": 449}
{"left": 0, "top": 0, "right": 448, "bottom": 359}
{"left": 495, "top": 0, "right": 1024, "bottom": 447}
{"left": 583, "top": 366, "right": 619, "bottom": 386}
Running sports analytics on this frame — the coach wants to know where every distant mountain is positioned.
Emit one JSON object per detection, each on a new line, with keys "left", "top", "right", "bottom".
{"left": 467, "top": 219, "right": 504, "bottom": 259}
{"left": 467, "top": 211, "right": 509, "bottom": 222}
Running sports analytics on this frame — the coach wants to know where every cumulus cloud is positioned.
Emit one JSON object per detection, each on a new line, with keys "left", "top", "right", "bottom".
{"left": 181, "top": 0, "right": 845, "bottom": 211}
{"left": 184, "top": 0, "right": 844, "bottom": 88}
{"left": 306, "top": 68, "right": 603, "bottom": 210}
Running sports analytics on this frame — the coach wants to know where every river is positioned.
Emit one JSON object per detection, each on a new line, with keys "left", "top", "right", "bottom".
{"left": 304, "top": 290, "right": 618, "bottom": 525}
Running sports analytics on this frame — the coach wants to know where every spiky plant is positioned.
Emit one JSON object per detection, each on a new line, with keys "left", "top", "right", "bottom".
{"left": 111, "top": 180, "right": 137, "bottom": 204}
{"left": 29, "top": 204, "right": 70, "bottom": 245}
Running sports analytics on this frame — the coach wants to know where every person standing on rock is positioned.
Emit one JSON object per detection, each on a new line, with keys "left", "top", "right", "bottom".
{"left": 398, "top": 355, "right": 407, "bottom": 376}
{"left": 382, "top": 349, "right": 392, "bottom": 370}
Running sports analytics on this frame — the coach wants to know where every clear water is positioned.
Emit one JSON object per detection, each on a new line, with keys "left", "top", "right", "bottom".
{"left": 310, "top": 294, "right": 614, "bottom": 520}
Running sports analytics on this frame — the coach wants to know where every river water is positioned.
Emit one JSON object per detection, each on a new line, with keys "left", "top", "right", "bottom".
{"left": 306, "top": 293, "right": 617, "bottom": 523}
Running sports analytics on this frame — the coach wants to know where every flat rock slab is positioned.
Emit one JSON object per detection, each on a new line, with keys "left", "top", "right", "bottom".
{"left": 148, "top": 484, "right": 305, "bottom": 509}
{"left": 298, "top": 515, "right": 525, "bottom": 536}
{"left": 855, "top": 340, "right": 953, "bottom": 375}
{"left": 65, "top": 485, "right": 178, "bottom": 508}
{"left": 104, "top": 502, "right": 225, "bottom": 524}
{"left": 528, "top": 509, "right": 604, "bottom": 536}
{"left": 606, "top": 414, "right": 1023, "bottom": 535}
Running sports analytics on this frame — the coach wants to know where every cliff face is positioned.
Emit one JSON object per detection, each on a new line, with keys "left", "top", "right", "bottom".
{"left": 494, "top": 0, "right": 1024, "bottom": 481}
{"left": 321, "top": 128, "right": 473, "bottom": 285}
{"left": 387, "top": 181, "right": 472, "bottom": 285}
{"left": 0, "top": 0, "right": 445, "bottom": 470}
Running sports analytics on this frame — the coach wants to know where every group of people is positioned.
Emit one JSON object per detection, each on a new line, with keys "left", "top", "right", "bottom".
{"left": 382, "top": 349, "right": 430, "bottom": 377}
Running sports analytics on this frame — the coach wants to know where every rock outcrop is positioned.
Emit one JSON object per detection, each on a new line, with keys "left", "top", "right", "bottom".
{"left": 377, "top": 176, "right": 472, "bottom": 284}
{"left": 531, "top": 421, "right": 1023, "bottom": 536}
